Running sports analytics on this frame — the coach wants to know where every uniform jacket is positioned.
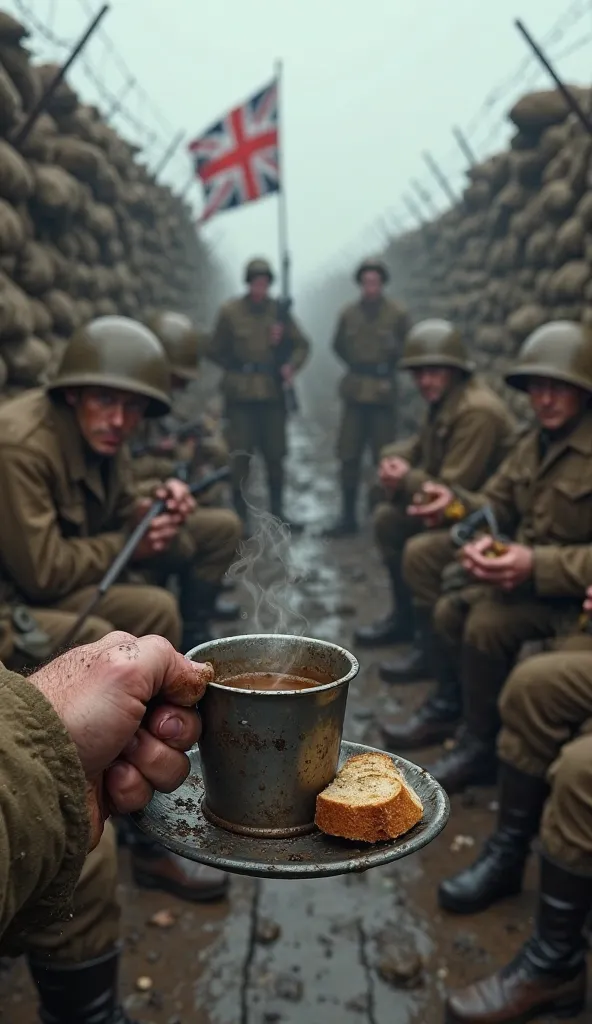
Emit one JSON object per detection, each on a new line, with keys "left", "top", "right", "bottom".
{"left": 333, "top": 297, "right": 409, "bottom": 405}
{"left": 0, "top": 390, "right": 136, "bottom": 604}
{"left": 0, "top": 667, "right": 88, "bottom": 952}
{"left": 209, "top": 296, "right": 310, "bottom": 402}
{"left": 381, "top": 377, "right": 516, "bottom": 499}
{"left": 454, "top": 409, "right": 592, "bottom": 599}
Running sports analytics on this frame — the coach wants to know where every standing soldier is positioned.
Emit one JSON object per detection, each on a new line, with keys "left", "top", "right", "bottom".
{"left": 354, "top": 319, "right": 515, "bottom": 687}
{"left": 208, "top": 258, "right": 310, "bottom": 528}
{"left": 407, "top": 321, "right": 592, "bottom": 792}
{"left": 324, "top": 256, "right": 409, "bottom": 538}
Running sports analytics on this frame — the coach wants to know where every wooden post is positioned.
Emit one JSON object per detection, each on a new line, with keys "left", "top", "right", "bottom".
{"left": 13, "top": 5, "right": 110, "bottom": 147}
{"left": 515, "top": 18, "right": 592, "bottom": 137}
{"left": 423, "top": 150, "right": 457, "bottom": 205}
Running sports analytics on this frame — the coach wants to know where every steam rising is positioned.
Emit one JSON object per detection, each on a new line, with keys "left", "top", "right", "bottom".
{"left": 228, "top": 499, "right": 308, "bottom": 638}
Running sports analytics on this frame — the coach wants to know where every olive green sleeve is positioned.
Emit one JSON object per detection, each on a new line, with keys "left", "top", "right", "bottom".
{"left": 0, "top": 668, "right": 89, "bottom": 953}
{"left": 451, "top": 449, "right": 522, "bottom": 536}
{"left": 286, "top": 314, "right": 311, "bottom": 372}
{"left": 533, "top": 546, "right": 592, "bottom": 599}
{"left": 207, "top": 310, "right": 234, "bottom": 369}
{"left": 332, "top": 312, "right": 348, "bottom": 363}
{"left": 401, "top": 408, "right": 510, "bottom": 499}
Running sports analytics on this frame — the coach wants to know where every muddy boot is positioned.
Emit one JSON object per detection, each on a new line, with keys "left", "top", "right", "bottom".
{"left": 354, "top": 563, "right": 414, "bottom": 647}
{"left": 445, "top": 855, "right": 592, "bottom": 1023}
{"left": 131, "top": 847, "right": 229, "bottom": 902}
{"left": 269, "top": 482, "right": 304, "bottom": 533}
{"left": 439, "top": 763, "right": 549, "bottom": 914}
{"left": 178, "top": 575, "right": 217, "bottom": 650}
{"left": 424, "top": 647, "right": 505, "bottom": 794}
{"left": 382, "top": 633, "right": 461, "bottom": 750}
{"left": 379, "top": 607, "right": 433, "bottom": 683}
{"left": 323, "top": 485, "right": 358, "bottom": 538}
{"left": 28, "top": 946, "right": 136, "bottom": 1024}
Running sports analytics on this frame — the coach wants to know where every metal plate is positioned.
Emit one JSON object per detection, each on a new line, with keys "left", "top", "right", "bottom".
{"left": 131, "top": 741, "right": 450, "bottom": 879}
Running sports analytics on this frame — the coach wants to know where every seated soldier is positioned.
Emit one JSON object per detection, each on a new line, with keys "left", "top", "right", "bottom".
{"left": 404, "top": 321, "right": 592, "bottom": 792}
{"left": 441, "top": 612, "right": 592, "bottom": 1022}
{"left": 355, "top": 319, "right": 515, "bottom": 686}
{"left": 132, "top": 310, "right": 241, "bottom": 632}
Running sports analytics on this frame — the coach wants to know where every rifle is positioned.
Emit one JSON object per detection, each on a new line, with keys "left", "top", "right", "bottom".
{"left": 58, "top": 467, "right": 230, "bottom": 651}
{"left": 450, "top": 505, "right": 507, "bottom": 551}
{"left": 274, "top": 251, "right": 299, "bottom": 415}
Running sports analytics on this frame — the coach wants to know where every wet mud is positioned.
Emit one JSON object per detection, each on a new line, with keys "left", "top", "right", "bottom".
{"left": 1, "top": 421, "right": 590, "bottom": 1023}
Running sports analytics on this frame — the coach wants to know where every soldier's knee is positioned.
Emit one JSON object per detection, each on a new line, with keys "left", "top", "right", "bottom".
{"left": 373, "top": 502, "right": 404, "bottom": 547}
{"left": 141, "top": 587, "right": 181, "bottom": 647}
{"left": 402, "top": 530, "right": 446, "bottom": 593}
{"left": 499, "top": 655, "right": 546, "bottom": 727}
{"left": 433, "top": 593, "right": 466, "bottom": 645}
{"left": 463, "top": 601, "right": 503, "bottom": 652}
{"left": 79, "top": 615, "right": 113, "bottom": 644}
{"left": 551, "top": 737, "right": 592, "bottom": 804}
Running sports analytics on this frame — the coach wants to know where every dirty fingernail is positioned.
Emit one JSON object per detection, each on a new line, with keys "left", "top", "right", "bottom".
{"left": 158, "top": 716, "right": 183, "bottom": 740}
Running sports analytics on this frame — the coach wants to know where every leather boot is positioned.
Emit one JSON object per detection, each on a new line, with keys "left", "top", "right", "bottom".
{"left": 178, "top": 575, "right": 217, "bottom": 650}
{"left": 445, "top": 854, "right": 592, "bottom": 1023}
{"left": 379, "top": 606, "right": 433, "bottom": 683}
{"left": 354, "top": 563, "right": 414, "bottom": 647}
{"left": 439, "top": 763, "right": 549, "bottom": 913}
{"left": 424, "top": 646, "right": 506, "bottom": 794}
{"left": 131, "top": 847, "right": 229, "bottom": 902}
{"left": 269, "top": 482, "right": 304, "bottom": 533}
{"left": 28, "top": 945, "right": 135, "bottom": 1024}
{"left": 323, "top": 485, "right": 358, "bottom": 538}
{"left": 382, "top": 632, "right": 461, "bottom": 750}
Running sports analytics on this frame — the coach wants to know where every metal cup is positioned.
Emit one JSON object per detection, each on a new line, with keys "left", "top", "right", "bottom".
{"left": 185, "top": 634, "right": 359, "bottom": 838}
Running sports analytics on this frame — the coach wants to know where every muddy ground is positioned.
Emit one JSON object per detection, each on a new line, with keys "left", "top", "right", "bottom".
{"left": 1, "top": 422, "right": 590, "bottom": 1023}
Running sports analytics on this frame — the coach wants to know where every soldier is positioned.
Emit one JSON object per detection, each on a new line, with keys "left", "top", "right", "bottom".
{"left": 325, "top": 256, "right": 409, "bottom": 537}
{"left": 131, "top": 310, "right": 242, "bottom": 630}
{"left": 406, "top": 321, "right": 592, "bottom": 793}
{"left": 208, "top": 258, "right": 310, "bottom": 527}
{"left": 441, "top": 631, "right": 592, "bottom": 1022}
{"left": 0, "top": 631, "right": 207, "bottom": 1018}
{"left": 354, "top": 320, "right": 515, "bottom": 688}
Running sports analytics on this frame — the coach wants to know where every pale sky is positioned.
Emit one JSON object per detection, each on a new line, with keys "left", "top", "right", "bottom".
{"left": 14, "top": 0, "right": 592, "bottom": 293}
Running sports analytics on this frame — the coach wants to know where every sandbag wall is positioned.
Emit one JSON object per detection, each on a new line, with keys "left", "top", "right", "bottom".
{"left": 0, "top": 10, "right": 218, "bottom": 399}
{"left": 383, "top": 87, "right": 592, "bottom": 420}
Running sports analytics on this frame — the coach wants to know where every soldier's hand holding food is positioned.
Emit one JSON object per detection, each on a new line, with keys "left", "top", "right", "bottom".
{"left": 407, "top": 481, "right": 453, "bottom": 526}
{"left": 461, "top": 535, "right": 533, "bottom": 590}
{"left": 582, "top": 586, "right": 592, "bottom": 613}
{"left": 29, "top": 632, "right": 212, "bottom": 849}
{"left": 379, "top": 456, "right": 410, "bottom": 492}
{"left": 158, "top": 478, "right": 196, "bottom": 520}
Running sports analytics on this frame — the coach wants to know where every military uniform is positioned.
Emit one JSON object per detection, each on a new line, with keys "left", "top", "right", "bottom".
{"left": 355, "top": 320, "right": 515, "bottom": 701}
{"left": 209, "top": 259, "right": 310, "bottom": 523}
{"left": 419, "top": 321, "right": 592, "bottom": 794}
{"left": 440, "top": 650, "right": 592, "bottom": 1023}
{"left": 326, "top": 257, "right": 408, "bottom": 536}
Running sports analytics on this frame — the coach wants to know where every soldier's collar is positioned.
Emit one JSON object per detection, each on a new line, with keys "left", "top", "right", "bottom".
{"left": 560, "top": 408, "right": 592, "bottom": 454}
{"left": 50, "top": 399, "right": 88, "bottom": 482}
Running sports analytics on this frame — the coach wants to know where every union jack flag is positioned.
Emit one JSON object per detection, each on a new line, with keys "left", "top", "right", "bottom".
{"left": 189, "top": 80, "right": 279, "bottom": 223}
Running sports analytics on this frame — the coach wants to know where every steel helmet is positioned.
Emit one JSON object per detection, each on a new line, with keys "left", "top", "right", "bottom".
{"left": 354, "top": 256, "right": 390, "bottom": 284}
{"left": 48, "top": 315, "right": 171, "bottom": 417}
{"left": 245, "top": 258, "right": 274, "bottom": 283}
{"left": 400, "top": 319, "right": 474, "bottom": 373}
{"left": 506, "top": 321, "right": 592, "bottom": 395}
{"left": 148, "top": 310, "right": 204, "bottom": 381}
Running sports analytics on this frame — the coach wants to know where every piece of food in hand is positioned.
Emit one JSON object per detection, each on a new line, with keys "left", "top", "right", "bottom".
{"left": 315, "top": 752, "right": 423, "bottom": 843}
{"left": 168, "top": 660, "right": 215, "bottom": 703}
{"left": 483, "top": 540, "right": 509, "bottom": 559}
{"left": 443, "top": 498, "right": 466, "bottom": 522}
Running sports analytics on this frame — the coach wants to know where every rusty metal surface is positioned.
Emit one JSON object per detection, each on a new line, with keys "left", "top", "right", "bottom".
{"left": 131, "top": 740, "right": 449, "bottom": 879}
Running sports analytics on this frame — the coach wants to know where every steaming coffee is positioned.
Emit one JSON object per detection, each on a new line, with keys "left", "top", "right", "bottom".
{"left": 220, "top": 670, "right": 329, "bottom": 692}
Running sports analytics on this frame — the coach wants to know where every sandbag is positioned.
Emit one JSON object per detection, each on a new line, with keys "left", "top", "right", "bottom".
{"left": 509, "top": 89, "right": 588, "bottom": 131}
{"left": 555, "top": 217, "right": 585, "bottom": 263}
{"left": 539, "top": 180, "right": 576, "bottom": 218}
{"left": 0, "top": 13, "right": 28, "bottom": 43}
{"left": 0, "top": 197, "right": 25, "bottom": 252}
{"left": 0, "top": 139, "right": 32, "bottom": 201}
{"left": 33, "top": 165, "right": 81, "bottom": 219}
{"left": 0, "top": 62, "right": 20, "bottom": 130}
{"left": 15, "top": 242, "right": 55, "bottom": 295}
{"left": 53, "top": 136, "right": 108, "bottom": 185}
{"left": 43, "top": 289, "right": 79, "bottom": 336}
{"left": 3, "top": 335, "right": 51, "bottom": 384}
{"left": 85, "top": 200, "right": 118, "bottom": 239}
{"left": 0, "top": 275, "right": 33, "bottom": 338}
{"left": 548, "top": 261, "right": 590, "bottom": 301}
{"left": 29, "top": 296, "right": 53, "bottom": 336}
{"left": 507, "top": 304, "right": 548, "bottom": 340}
{"left": 0, "top": 43, "right": 41, "bottom": 111}
{"left": 36, "top": 64, "right": 78, "bottom": 116}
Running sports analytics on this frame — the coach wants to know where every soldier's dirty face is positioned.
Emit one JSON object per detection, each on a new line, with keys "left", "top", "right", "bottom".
{"left": 359, "top": 270, "right": 383, "bottom": 302}
{"left": 66, "top": 387, "right": 149, "bottom": 456}
{"left": 527, "top": 377, "right": 587, "bottom": 431}
{"left": 248, "top": 275, "right": 271, "bottom": 303}
{"left": 412, "top": 367, "right": 456, "bottom": 405}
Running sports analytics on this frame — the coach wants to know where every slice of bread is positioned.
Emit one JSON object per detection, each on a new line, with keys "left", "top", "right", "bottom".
{"left": 315, "top": 752, "right": 423, "bottom": 843}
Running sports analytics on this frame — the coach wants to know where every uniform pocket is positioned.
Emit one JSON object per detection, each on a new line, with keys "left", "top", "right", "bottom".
{"left": 549, "top": 477, "right": 592, "bottom": 542}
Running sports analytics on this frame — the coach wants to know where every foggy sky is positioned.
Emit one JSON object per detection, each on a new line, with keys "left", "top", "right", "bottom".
{"left": 15, "top": 0, "right": 592, "bottom": 291}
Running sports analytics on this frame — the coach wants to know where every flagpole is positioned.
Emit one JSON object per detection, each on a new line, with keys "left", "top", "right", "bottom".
{"left": 275, "top": 59, "right": 290, "bottom": 296}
